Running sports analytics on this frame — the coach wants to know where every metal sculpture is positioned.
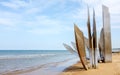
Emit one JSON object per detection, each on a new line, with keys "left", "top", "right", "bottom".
{"left": 102, "top": 5, "right": 112, "bottom": 62}
{"left": 87, "top": 7, "right": 93, "bottom": 68}
{"left": 63, "top": 5, "right": 112, "bottom": 70}
{"left": 92, "top": 9, "right": 97, "bottom": 68}
{"left": 63, "top": 43, "right": 77, "bottom": 54}
{"left": 74, "top": 24, "right": 88, "bottom": 70}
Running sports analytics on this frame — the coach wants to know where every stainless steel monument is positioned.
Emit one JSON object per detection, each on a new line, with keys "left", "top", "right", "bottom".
{"left": 63, "top": 5, "right": 112, "bottom": 70}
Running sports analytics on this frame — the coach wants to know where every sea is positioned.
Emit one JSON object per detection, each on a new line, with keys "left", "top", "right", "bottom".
{"left": 0, "top": 49, "right": 119, "bottom": 74}
{"left": 0, "top": 50, "right": 77, "bottom": 74}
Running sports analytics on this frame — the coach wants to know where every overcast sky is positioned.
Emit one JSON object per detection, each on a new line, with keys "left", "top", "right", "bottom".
{"left": 0, "top": 0, "right": 119, "bottom": 50}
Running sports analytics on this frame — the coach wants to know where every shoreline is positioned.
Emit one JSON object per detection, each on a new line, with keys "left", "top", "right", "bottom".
{"left": 3, "top": 57, "right": 79, "bottom": 75}
{"left": 3, "top": 52, "right": 120, "bottom": 75}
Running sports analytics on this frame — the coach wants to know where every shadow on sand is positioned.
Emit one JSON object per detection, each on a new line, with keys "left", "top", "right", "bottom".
{"left": 63, "top": 64, "right": 85, "bottom": 72}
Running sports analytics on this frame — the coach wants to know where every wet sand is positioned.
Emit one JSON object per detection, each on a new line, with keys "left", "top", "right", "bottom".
{"left": 3, "top": 58, "right": 79, "bottom": 75}
{"left": 4, "top": 53, "right": 120, "bottom": 75}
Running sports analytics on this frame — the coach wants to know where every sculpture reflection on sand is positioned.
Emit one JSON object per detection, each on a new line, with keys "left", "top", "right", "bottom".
{"left": 63, "top": 5, "right": 112, "bottom": 70}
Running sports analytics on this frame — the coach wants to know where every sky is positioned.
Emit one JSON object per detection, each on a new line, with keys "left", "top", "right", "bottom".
{"left": 0, "top": 0, "right": 119, "bottom": 50}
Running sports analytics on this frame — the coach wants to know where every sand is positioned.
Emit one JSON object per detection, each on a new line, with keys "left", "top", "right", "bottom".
{"left": 61, "top": 53, "right": 120, "bottom": 75}
{"left": 4, "top": 53, "right": 120, "bottom": 75}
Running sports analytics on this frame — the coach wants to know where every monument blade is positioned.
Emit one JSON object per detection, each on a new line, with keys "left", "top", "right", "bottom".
{"left": 63, "top": 43, "right": 77, "bottom": 54}
{"left": 87, "top": 7, "right": 93, "bottom": 68}
{"left": 71, "top": 41, "right": 77, "bottom": 51}
{"left": 84, "top": 37, "right": 89, "bottom": 49}
{"left": 74, "top": 24, "right": 88, "bottom": 70}
{"left": 92, "top": 9, "right": 98, "bottom": 68}
{"left": 87, "top": 7, "right": 92, "bottom": 49}
{"left": 102, "top": 5, "right": 112, "bottom": 62}
{"left": 99, "top": 28, "right": 104, "bottom": 62}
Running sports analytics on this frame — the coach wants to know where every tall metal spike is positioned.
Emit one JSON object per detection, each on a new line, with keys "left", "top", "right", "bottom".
{"left": 93, "top": 8, "right": 97, "bottom": 68}
{"left": 87, "top": 7, "right": 92, "bottom": 48}
{"left": 102, "top": 5, "right": 112, "bottom": 63}
{"left": 87, "top": 6, "right": 93, "bottom": 68}
{"left": 93, "top": 8, "right": 97, "bottom": 48}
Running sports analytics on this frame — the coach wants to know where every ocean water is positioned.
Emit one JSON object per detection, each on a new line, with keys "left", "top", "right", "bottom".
{"left": 0, "top": 50, "right": 77, "bottom": 74}
{"left": 0, "top": 49, "right": 118, "bottom": 74}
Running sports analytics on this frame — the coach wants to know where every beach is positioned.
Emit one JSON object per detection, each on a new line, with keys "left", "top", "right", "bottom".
{"left": 0, "top": 50, "right": 78, "bottom": 75}
{"left": 61, "top": 53, "right": 120, "bottom": 75}
{"left": 3, "top": 52, "right": 120, "bottom": 75}
{"left": 4, "top": 58, "right": 79, "bottom": 75}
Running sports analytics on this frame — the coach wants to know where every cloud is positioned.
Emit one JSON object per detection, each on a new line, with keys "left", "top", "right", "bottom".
{"left": 0, "top": 10, "right": 23, "bottom": 28}
{"left": 111, "top": 15, "right": 120, "bottom": 24}
{"left": 0, "top": 0, "right": 29, "bottom": 9}
{"left": 23, "top": 15, "right": 63, "bottom": 28}
{"left": 0, "top": 0, "right": 89, "bottom": 27}
{"left": 0, "top": 18, "right": 16, "bottom": 26}
{"left": 0, "top": 0, "right": 119, "bottom": 49}
{"left": 28, "top": 28, "right": 61, "bottom": 35}
{"left": 27, "top": 26, "right": 74, "bottom": 36}
{"left": 102, "top": 0, "right": 120, "bottom": 14}
{"left": 77, "top": 0, "right": 120, "bottom": 30}
{"left": 82, "top": 0, "right": 102, "bottom": 7}
{"left": 26, "top": 15, "right": 73, "bottom": 35}
{"left": 0, "top": 0, "right": 119, "bottom": 33}
{"left": 111, "top": 25, "right": 120, "bottom": 29}
{"left": 25, "top": 7, "right": 40, "bottom": 14}
{"left": 24, "top": 0, "right": 63, "bottom": 14}
{"left": 71, "top": 7, "right": 87, "bottom": 20}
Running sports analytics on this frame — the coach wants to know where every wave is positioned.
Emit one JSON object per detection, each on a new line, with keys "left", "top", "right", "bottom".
{"left": 1, "top": 56, "right": 78, "bottom": 75}
{"left": 0, "top": 54, "right": 56, "bottom": 59}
